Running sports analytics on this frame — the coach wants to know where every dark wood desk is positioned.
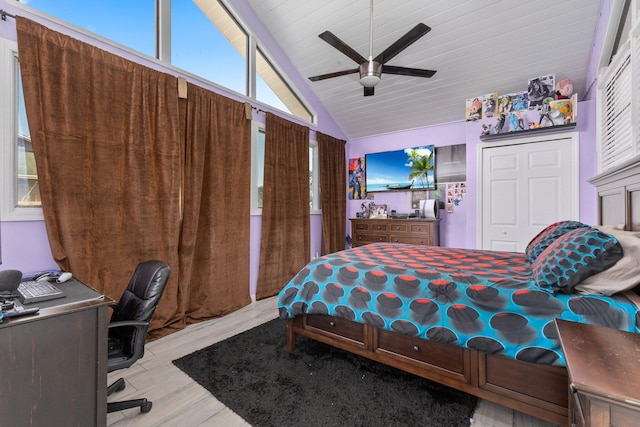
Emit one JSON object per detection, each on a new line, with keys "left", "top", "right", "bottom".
{"left": 0, "top": 279, "right": 113, "bottom": 426}
{"left": 556, "top": 319, "right": 640, "bottom": 427}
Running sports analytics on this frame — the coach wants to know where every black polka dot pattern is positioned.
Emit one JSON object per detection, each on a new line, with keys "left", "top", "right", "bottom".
{"left": 532, "top": 228, "right": 623, "bottom": 294}
{"left": 278, "top": 243, "right": 639, "bottom": 366}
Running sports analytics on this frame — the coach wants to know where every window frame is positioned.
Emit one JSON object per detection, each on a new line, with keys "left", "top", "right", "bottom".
{"left": 250, "top": 122, "right": 321, "bottom": 215}
{"left": 309, "top": 139, "right": 321, "bottom": 214}
{"left": 1, "top": 38, "right": 43, "bottom": 222}
{"left": 250, "top": 121, "right": 264, "bottom": 215}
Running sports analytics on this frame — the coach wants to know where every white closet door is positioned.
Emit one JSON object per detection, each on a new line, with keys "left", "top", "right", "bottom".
{"left": 480, "top": 134, "right": 578, "bottom": 252}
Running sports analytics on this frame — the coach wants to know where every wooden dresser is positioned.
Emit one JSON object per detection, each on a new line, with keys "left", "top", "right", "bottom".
{"left": 556, "top": 319, "right": 640, "bottom": 427}
{"left": 350, "top": 218, "right": 440, "bottom": 247}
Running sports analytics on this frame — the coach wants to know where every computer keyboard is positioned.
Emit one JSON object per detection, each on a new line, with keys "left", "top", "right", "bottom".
{"left": 17, "top": 280, "right": 65, "bottom": 304}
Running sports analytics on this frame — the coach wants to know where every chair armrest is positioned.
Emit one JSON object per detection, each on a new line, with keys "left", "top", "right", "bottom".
{"left": 107, "top": 320, "right": 151, "bottom": 370}
{"left": 108, "top": 320, "right": 149, "bottom": 330}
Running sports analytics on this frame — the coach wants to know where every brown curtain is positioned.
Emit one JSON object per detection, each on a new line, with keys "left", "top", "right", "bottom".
{"left": 17, "top": 17, "right": 183, "bottom": 336}
{"left": 317, "top": 132, "right": 347, "bottom": 255}
{"left": 256, "top": 113, "right": 310, "bottom": 299}
{"left": 179, "top": 83, "right": 251, "bottom": 322}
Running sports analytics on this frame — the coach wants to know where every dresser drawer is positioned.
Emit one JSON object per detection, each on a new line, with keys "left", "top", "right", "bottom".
{"left": 377, "top": 329, "right": 467, "bottom": 379}
{"left": 389, "top": 223, "right": 408, "bottom": 232}
{"left": 390, "top": 236, "right": 431, "bottom": 245}
{"left": 355, "top": 234, "right": 388, "bottom": 244}
{"left": 305, "top": 315, "right": 365, "bottom": 344}
{"left": 354, "top": 222, "right": 370, "bottom": 231}
{"left": 410, "top": 223, "right": 431, "bottom": 234}
{"left": 371, "top": 223, "right": 388, "bottom": 231}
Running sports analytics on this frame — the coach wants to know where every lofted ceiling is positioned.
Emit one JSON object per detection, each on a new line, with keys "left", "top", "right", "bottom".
{"left": 245, "top": 0, "right": 603, "bottom": 139}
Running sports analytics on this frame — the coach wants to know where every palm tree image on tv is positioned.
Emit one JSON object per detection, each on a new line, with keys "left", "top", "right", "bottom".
{"left": 407, "top": 147, "right": 434, "bottom": 189}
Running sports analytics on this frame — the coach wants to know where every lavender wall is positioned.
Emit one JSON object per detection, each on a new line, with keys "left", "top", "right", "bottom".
{"left": 347, "top": 99, "right": 598, "bottom": 250}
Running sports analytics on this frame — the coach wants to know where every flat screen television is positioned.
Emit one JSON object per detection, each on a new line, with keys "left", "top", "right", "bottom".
{"left": 365, "top": 145, "right": 435, "bottom": 192}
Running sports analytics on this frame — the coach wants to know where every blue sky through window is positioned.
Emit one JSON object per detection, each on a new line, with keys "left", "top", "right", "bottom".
{"left": 19, "top": 0, "right": 290, "bottom": 114}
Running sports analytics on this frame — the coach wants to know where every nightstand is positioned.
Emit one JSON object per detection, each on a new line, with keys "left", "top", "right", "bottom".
{"left": 555, "top": 319, "right": 640, "bottom": 427}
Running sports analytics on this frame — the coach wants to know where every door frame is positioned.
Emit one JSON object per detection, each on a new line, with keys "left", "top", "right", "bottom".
{"left": 476, "top": 131, "right": 580, "bottom": 250}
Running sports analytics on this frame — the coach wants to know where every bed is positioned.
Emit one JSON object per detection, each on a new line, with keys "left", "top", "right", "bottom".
{"left": 278, "top": 157, "right": 640, "bottom": 426}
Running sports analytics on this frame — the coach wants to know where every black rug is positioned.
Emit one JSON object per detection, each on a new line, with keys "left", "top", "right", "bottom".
{"left": 173, "top": 319, "right": 477, "bottom": 427}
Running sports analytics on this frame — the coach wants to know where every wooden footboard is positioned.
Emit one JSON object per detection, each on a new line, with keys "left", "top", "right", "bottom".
{"left": 287, "top": 315, "right": 568, "bottom": 426}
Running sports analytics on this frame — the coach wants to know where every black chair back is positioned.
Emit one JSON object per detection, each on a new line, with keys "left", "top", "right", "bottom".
{"left": 111, "top": 260, "right": 170, "bottom": 324}
{"left": 108, "top": 260, "right": 170, "bottom": 371}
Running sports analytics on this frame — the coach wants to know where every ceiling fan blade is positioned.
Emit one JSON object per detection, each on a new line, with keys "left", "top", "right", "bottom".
{"left": 382, "top": 65, "right": 436, "bottom": 78}
{"left": 308, "top": 68, "right": 359, "bottom": 82}
{"left": 373, "top": 23, "right": 431, "bottom": 64}
{"left": 318, "top": 31, "right": 368, "bottom": 64}
{"left": 364, "top": 86, "right": 375, "bottom": 96}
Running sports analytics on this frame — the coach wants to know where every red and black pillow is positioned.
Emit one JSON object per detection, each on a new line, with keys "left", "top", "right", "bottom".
{"left": 525, "top": 220, "right": 591, "bottom": 262}
{"left": 532, "top": 227, "right": 623, "bottom": 294}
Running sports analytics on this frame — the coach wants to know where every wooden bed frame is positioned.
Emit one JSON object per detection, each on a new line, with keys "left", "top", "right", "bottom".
{"left": 286, "top": 156, "right": 640, "bottom": 427}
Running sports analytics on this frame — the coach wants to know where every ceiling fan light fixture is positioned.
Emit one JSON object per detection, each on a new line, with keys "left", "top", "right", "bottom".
{"left": 359, "top": 61, "right": 382, "bottom": 87}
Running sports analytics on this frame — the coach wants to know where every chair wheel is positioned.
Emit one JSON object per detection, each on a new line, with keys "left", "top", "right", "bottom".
{"left": 141, "top": 401, "right": 152, "bottom": 413}
{"left": 115, "top": 382, "right": 126, "bottom": 393}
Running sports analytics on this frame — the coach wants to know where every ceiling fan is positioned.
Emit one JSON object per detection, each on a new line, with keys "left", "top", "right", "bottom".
{"left": 308, "top": 0, "right": 436, "bottom": 96}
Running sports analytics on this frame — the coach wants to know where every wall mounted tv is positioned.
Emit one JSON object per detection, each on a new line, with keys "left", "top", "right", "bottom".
{"left": 365, "top": 145, "right": 435, "bottom": 192}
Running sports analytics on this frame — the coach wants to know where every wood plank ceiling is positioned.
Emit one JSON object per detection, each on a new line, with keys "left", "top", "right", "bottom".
{"left": 245, "top": 0, "right": 603, "bottom": 139}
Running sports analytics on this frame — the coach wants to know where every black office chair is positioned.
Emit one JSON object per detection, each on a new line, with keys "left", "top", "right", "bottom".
{"left": 107, "top": 260, "right": 170, "bottom": 414}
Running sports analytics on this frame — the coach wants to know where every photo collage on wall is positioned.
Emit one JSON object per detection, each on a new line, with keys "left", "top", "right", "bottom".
{"left": 466, "top": 74, "right": 575, "bottom": 135}
{"left": 446, "top": 183, "right": 466, "bottom": 214}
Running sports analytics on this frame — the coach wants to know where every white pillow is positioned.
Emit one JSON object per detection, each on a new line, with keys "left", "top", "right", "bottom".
{"left": 575, "top": 227, "right": 640, "bottom": 295}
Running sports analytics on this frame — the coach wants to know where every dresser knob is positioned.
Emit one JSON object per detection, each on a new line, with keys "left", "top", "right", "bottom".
{"left": 413, "top": 345, "right": 420, "bottom": 352}
{"left": 329, "top": 321, "right": 336, "bottom": 327}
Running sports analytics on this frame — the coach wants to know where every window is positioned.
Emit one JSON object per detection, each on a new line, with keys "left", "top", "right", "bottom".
{"left": 597, "top": 5, "right": 640, "bottom": 172}
{"left": 251, "top": 124, "right": 320, "bottom": 214}
{"left": 18, "top": 0, "right": 156, "bottom": 57}
{"left": 256, "top": 48, "right": 313, "bottom": 122}
{"left": 173, "top": 0, "right": 247, "bottom": 95}
{"left": 251, "top": 123, "right": 265, "bottom": 212}
{"left": 17, "top": 0, "right": 315, "bottom": 123}
{"left": 598, "top": 50, "right": 632, "bottom": 170}
{"left": 17, "top": 69, "right": 41, "bottom": 208}
{"left": 8, "top": 1, "right": 316, "bottom": 221}
{"left": 309, "top": 142, "right": 321, "bottom": 212}
{"left": 1, "top": 39, "right": 43, "bottom": 221}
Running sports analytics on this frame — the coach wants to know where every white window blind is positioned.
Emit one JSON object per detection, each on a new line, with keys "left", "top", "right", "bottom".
{"left": 600, "top": 52, "right": 632, "bottom": 170}
{"left": 598, "top": 14, "right": 640, "bottom": 173}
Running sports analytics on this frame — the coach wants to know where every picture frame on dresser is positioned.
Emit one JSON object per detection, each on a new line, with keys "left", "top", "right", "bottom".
{"left": 370, "top": 204, "right": 387, "bottom": 219}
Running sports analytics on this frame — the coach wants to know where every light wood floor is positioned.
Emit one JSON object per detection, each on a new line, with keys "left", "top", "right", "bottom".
{"left": 106, "top": 296, "right": 560, "bottom": 427}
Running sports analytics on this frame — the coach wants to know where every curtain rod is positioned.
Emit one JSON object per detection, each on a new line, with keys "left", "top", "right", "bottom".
{"left": 1, "top": 9, "right": 16, "bottom": 21}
